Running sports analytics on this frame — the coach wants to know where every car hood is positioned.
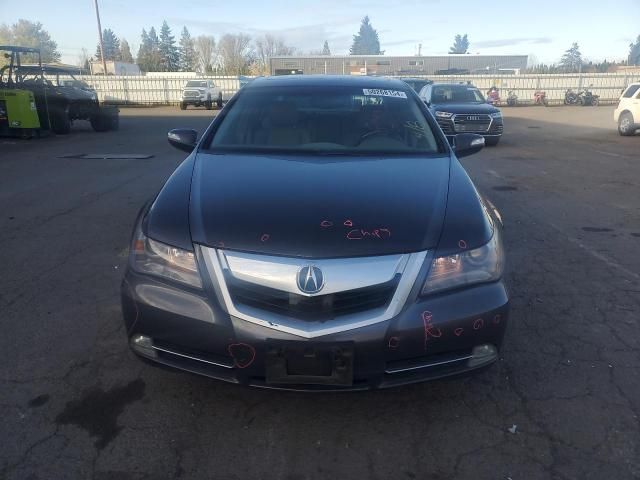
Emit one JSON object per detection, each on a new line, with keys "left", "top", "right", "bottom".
{"left": 189, "top": 152, "right": 451, "bottom": 258}
{"left": 431, "top": 102, "right": 499, "bottom": 114}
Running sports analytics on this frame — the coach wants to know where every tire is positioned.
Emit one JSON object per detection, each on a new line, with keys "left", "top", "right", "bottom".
{"left": 50, "top": 107, "right": 71, "bottom": 134}
{"left": 542, "top": 97, "right": 549, "bottom": 107}
{"left": 216, "top": 94, "right": 223, "bottom": 108}
{"left": 205, "top": 96, "right": 213, "bottom": 110}
{"left": 591, "top": 97, "right": 599, "bottom": 107}
{"left": 577, "top": 96, "right": 584, "bottom": 106}
{"left": 618, "top": 112, "right": 635, "bottom": 136}
{"left": 90, "top": 113, "right": 110, "bottom": 132}
{"left": 484, "top": 137, "right": 500, "bottom": 146}
{"left": 108, "top": 113, "right": 119, "bottom": 131}
{"left": 180, "top": 102, "right": 186, "bottom": 110}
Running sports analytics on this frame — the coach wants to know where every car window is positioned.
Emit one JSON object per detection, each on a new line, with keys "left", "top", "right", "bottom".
{"left": 186, "top": 81, "right": 207, "bottom": 88}
{"left": 622, "top": 85, "right": 640, "bottom": 98}
{"left": 208, "top": 85, "right": 441, "bottom": 155}
{"left": 432, "top": 85, "right": 485, "bottom": 103}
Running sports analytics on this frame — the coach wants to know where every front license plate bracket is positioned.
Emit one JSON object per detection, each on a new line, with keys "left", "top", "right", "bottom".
{"left": 265, "top": 341, "right": 354, "bottom": 386}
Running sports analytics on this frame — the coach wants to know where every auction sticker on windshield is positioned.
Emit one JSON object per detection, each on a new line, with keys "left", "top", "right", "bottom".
{"left": 363, "top": 89, "right": 407, "bottom": 98}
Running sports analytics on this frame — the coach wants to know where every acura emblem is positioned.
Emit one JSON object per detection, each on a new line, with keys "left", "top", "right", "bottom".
{"left": 297, "top": 265, "right": 324, "bottom": 294}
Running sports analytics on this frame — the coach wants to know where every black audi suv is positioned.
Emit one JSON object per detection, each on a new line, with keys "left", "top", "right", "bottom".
{"left": 121, "top": 75, "right": 509, "bottom": 390}
{"left": 419, "top": 83, "right": 504, "bottom": 146}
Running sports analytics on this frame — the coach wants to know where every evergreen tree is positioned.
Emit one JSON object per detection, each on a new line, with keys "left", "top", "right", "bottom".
{"left": 147, "top": 26, "right": 162, "bottom": 71}
{"left": 349, "top": 16, "right": 383, "bottom": 55}
{"left": 629, "top": 35, "right": 640, "bottom": 65}
{"left": 449, "top": 34, "right": 469, "bottom": 54}
{"left": 95, "top": 28, "right": 120, "bottom": 61}
{"left": 136, "top": 28, "right": 151, "bottom": 71}
{"left": 322, "top": 40, "right": 331, "bottom": 55}
{"left": 178, "top": 26, "right": 196, "bottom": 71}
{"left": 159, "top": 21, "right": 179, "bottom": 72}
{"left": 560, "top": 42, "right": 583, "bottom": 72}
{"left": 119, "top": 39, "right": 134, "bottom": 63}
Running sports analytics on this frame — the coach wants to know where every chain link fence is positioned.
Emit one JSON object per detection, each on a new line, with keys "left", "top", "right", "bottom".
{"left": 61, "top": 73, "right": 640, "bottom": 106}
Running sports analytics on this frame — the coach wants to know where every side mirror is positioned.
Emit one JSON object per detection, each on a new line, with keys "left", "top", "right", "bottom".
{"left": 168, "top": 129, "right": 198, "bottom": 153}
{"left": 453, "top": 133, "right": 485, "bottom": 158}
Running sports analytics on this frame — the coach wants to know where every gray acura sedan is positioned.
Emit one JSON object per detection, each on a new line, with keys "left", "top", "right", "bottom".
{"left": 121, "top": 75, "right": 509, "bottom": 390}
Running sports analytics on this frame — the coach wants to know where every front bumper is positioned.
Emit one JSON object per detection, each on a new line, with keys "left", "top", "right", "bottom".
{"left": 182, "top": 95, "right": 207, "bottom": 105}
{"left": 121, "top": 267, "right": 509, "bottom": 391}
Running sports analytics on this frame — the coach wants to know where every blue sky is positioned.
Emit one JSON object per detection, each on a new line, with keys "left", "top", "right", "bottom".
{"left": 1, "top": 0, "right": 638, "bottom": 65}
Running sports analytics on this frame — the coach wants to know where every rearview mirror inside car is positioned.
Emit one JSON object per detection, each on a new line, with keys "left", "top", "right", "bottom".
{"left": 453, "top": 133, "right": 485, "bottom": 158}
{"left": 168, "top": 129, "right": 198, "bottom": 153}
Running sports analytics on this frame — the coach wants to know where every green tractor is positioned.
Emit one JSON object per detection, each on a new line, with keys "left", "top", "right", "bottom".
{"left": 0, "top": 45, "right": 119, "bottom": 137}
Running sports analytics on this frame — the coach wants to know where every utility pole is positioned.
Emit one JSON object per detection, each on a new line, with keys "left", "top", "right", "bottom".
{"left": 93, "top": 0, "right": 108, "bottom": 74}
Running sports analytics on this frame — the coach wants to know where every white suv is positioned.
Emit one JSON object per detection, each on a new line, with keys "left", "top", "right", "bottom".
{"left": 614, "top": 83, "right": 640, "bottom": 136}
{"left": 180, "top": 79, "right": 223, "bottom": 110}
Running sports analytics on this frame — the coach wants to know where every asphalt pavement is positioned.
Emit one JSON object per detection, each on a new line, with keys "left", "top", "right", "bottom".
{"left": 1, "top": 105, "right": 639, "bottom": 480}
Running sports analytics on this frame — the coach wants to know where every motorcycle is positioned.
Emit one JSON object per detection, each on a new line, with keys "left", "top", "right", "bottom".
{"left": 577, "top": 86, "right": 599, "bottom": 106}
{"left": 506, "top": 90, "right": 518, "bottom": 106}
{"left": 487, "top": 87, "right": 501, "bottom": 106}
{"left": 533, "top": 90, "right": 549, "bottom": 106}
{"left": 564, "top": 88, "right": 579, "bottom": 105}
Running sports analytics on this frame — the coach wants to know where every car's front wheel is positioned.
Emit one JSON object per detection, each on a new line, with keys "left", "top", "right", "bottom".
{"left": 180, "top": 102, "right": 186, "bottom": 110}
{"left": 217, "top": 94, "right": 223, "bottom": 108}
{"left": 205, "top": 96, "right": 213, "bottom": 110}
{"left": 618, "top": 112, "right": 636, "bottom": 136}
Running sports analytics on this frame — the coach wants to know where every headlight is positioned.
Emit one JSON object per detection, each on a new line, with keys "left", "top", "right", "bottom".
{"left": 421, "top": 231, "right": 504, "bottom": 296}
{"left": 435, "top": 111, "right": 453, "bottom": 118}
{"left": 131, "top": 227, "right": 202, "bottom": 288}
{"left": 490, "top": 111, "right": 502, "bottom": 119}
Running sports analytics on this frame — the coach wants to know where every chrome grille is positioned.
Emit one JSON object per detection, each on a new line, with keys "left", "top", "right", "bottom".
{"left": 453, "top": 114, "right": 491, "bottom": 133}
{"left": 183, "top": 90, "right": 200, "bottom": 98}
{"left": 227, "top": 275, "right": 399, "bottom": 321}
{"left": 199, "top": 246, "right": 428, "bottom": 338}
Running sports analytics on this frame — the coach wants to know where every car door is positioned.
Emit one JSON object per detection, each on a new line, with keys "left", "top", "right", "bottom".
{"left": 634, "top": 88, "right": 640, "bottom": 119}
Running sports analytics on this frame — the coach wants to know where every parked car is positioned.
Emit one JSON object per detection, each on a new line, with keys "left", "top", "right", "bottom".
{"left": 419, "top": 83, "right": 503, "bottom": 146}
{"left": 614, "top": 83, "right": 640, "bottom": 136}
{"left": 122, "top": 75, "right": 509, "bottom": 390}
{"left": 400, "top": 77, "right": 432, "bottom": 93}
{"left": 180, "top": 79, "right": 222, "bottom": 110}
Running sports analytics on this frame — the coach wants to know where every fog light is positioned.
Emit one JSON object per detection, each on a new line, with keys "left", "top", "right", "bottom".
{"left": 130, "top": 334, "right": 157, "bottom": 359}
{"left": 468, "top": 344, "right": 497, "bottom": 368}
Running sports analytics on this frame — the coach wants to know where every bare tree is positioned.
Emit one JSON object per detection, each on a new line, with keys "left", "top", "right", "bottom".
{"left": 218, "top": 33, "right": 253, "bottom": 75}
{"left": 193, "top": 35, "right": 216, "bottom": 74}
{"left": 254, "top": 34, "right": 295, "bottom": 74}
{"left": 78, "top": 48, "right": 90, "bottom": 70}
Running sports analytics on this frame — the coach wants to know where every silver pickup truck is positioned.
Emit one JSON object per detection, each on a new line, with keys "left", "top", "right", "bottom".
{"left": 180, "top": 79, "right": 223, "bottom": 110}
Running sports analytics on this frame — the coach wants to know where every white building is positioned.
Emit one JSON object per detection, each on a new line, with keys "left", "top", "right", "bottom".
{"left": 90, "top": 61, "right": 141, "bottom": 76}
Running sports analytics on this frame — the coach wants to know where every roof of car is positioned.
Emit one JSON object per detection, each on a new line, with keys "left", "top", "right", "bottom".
{"left": 247, "top": 75, "right": 411, "bottom": 89}
{"left": 16, "top": 64, "right": 85, "bottom": 74}
{"left": 0, "top": 45, "right": 41, "bottom": 54}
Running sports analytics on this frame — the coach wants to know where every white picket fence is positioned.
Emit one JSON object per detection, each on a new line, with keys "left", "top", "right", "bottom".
{"left": 61, "top": 73, "right": 640, "bottom": 106}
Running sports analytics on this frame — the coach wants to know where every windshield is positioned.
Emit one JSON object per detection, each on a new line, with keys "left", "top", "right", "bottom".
{"left": 208, "top": 85, "right": 440, "bottom": 154}
{"left": 403, "top": 80, "right": 430, "bottom": 92}
{"left": 431, "top": 85, "right": 485, "bottom": 103}
{"left": 186, "top": 81, "right": 207, "bottom": 88}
